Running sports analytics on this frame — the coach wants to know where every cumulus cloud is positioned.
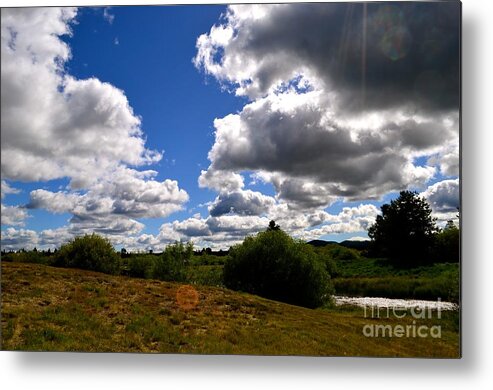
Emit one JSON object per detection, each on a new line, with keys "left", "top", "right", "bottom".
{"left": 1, "top": 228, "right": 39, "bottom": 250}
{"left": 149, "top": 203, "right": 379, "bottom": 250}
{"left": 195, "top": 3, "right": 460, "bottom": 209}
{"left": 1, "top": 180, "right": 28, "bottom": 227}
{"left": 421, "top": 179, "right": 459, "bottom": 223}
{"left": 27, "top": 168, "right": 188, "bottom": 229}
{"left": 1, "top": 204, "right": 29, "bottom": 226}
{"left": 1, "top": 8, "right": 189, "bottom": 247}
{"left": 1, "top": 8, "right": 166, "bottom": 188}
{"left": 198, "top": 168, "right": 244, "bottom": 192}
{"left": 1, "top": 180, "right": 20, "bottom": 199}
{"left": 200, "top": 90, "right": 447, "bottom": 205}
{"left": 195, "top": 3, "right": 460, "bottom": 111}
{"left": 208, "top": 189, "right": 275, "bottom": 217}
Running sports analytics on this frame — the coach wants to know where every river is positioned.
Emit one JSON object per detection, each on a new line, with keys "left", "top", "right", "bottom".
{"left": 334, "top": 296, "right": 459, "bottom": 311}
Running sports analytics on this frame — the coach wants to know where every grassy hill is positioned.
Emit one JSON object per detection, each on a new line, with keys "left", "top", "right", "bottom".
{"left": 1, "top": 262, "right": 459, "bottom": 357}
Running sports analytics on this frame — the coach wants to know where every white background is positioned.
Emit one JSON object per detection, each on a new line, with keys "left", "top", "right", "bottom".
{"left": 1, "top": 0, "right": 492, "bottom": 389}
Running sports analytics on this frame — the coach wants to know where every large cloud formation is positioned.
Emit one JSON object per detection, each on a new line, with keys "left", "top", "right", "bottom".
{"left": 1, "top": 8, "right": 162, "bottom": 187}
{"left": 1, "top": 8, "right": 189, "bottom": 246}
{"left": 195, "top": 3, "right": 460, "bottom": 209}
{"left": 1, "top": 5, "right": 460, "bottom": 251}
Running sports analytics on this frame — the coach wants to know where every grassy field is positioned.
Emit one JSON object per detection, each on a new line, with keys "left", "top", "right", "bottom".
{"left": 1, "top": 262, "right": 459, "bottom": 357}
{"left": 330, "top": 256, "right": 459, "bottom": 302}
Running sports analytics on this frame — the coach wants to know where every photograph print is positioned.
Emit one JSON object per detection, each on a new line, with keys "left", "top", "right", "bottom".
{"left": 1, "top": 1, "right": 461, "bottom": 357}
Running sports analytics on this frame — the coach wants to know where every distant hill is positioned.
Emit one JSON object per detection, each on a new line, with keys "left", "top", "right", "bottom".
{"left": 306, "top": 239, "right": 338, "bottom": 247}
{"left": 339, "top": 240, "right": 371, "bottom": 250}
{"left": 307, "top": 239, "right": 370, "bottom": 250}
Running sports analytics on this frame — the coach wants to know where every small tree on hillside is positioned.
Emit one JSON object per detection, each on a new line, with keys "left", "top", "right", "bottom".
{"left": 55, "top": 233, "right": 120, "bottom": 274}
{"left": 224, "top": 224, "right": 333, "bottom": 308}
{"left": 368, "top": 190, "right": 438, "bottom": 267}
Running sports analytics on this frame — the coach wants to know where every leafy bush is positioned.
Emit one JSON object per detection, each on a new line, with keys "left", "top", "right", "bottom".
{"left": 433, "top": 224, "right": 460, "bottom": 263}
{"left": 153, "top": 241, "right": 192, "bottom": 282}
{"left": 184, "top": 265, "right": 224, "bottom": 287}
{"left": 125, "top": 242, "right": 192, "bottom": 282}
{"left": 325, "top": 245, "right": 360, "bottom": 261}
{"left": 189, "top": 254, "right": 227, "bottom": 266}
{"left": 55, "top": 234, "right": 120, "bottom": 274}
{"left": 1, "top": 250, "right": 56, "bottom": 266}
{"left": 224, "top": 229, "right": 333, "bottom": 308}
{"left": 125, "top": 255, "right": 155, "bottom": 279}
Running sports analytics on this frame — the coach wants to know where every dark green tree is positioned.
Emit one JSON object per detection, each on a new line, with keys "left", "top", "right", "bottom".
{"left": 433, "top": 220, "right": 460, "bottom": 263}
{"left": 55, "top": 233, "right": 120, "bottom": 274}
{"left": 367, "top": 190, "right": 438, "bottom": 266}
{"left": 223, "top": 227, "right": 333, "bottom": 308}
{"left": 267, "top": 220, "right": 280, "bottom": 231}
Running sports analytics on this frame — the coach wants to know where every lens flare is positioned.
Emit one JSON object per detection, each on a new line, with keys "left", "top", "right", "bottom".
{"left": 176, "top": 285, "right": 199, "bottom": 310}
{"left": 370, "top": 5, "right": 412, "bottom": 61}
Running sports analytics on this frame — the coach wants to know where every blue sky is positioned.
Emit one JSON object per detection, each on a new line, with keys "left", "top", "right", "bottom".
{"left": 63, "top": 6, "right": 243, "bottom": 232}
{"left": 1, "top": 4, "right": 460, "bottom": 250}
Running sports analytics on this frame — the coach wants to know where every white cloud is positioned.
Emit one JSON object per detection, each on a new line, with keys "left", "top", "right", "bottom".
{"left": 195, "top": 3, "right": 459, "bottom": 212}
{"left": 198, "top": 168, "right": 244, "bottom": 192}
{"left": 1, "top": 227, "right": 39, "bottom": 250}
{"left": 1, "top": 204, "right": 29, "bottom": 226}
{"left": 194, "top": 3, "right": 459, "bottom": 110}
{"left": 1, "top": 8, "right": 189, "bottom": 248}
{"left": 200, "top": 91, "right": 444, "bottom": 205}
{"left": 347, "top": 236, "right": 370, "bottom": 242}
{"left": 2, "top": 9, "right": 163, "bottom": 186}
{"left": 27, "top": 168, "right": 189, "bottom": 222}
{"left": 421, "top": 179, "right": 460, "bottom": 224}
{"left": 1, "top": 180, "right": 20, "bottom": 199}
{"left": 208, "top": 189, "right": 275, "bottom": 216}
{"left": 103, "top": 7, "right": 115, "bottom": 24}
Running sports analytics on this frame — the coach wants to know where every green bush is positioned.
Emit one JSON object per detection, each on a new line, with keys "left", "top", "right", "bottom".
{"left": 433, "top": 225, "right": 460, "bottom": 263}
{"left": 2, "top": 250, "right": 55, "bottom": 266}
{"left": 125, "top": 242, "right": 191, "bottom": 282}
{"left": 125, "top": 255, "right": 155, "bottom": 279}
{"left": 55, "top": 234, "right": 120, "bottom": 274}
{"left": 325, "top": 245, "right": 360, "bottom": 261}
{"left": 153, "top": 241, "right": 192, "bottom": 282}
{"left": 224, "top": 229, "right": 333, "bottom": 308}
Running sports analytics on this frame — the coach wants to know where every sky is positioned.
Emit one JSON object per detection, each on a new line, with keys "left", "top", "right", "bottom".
{"left": 0, "top": 3, "right": 460, "bottom": 251}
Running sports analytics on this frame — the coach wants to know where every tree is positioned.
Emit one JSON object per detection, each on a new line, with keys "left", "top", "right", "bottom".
{"left": 55, "top": 233, "right": 120, "bottom": 274}
{"left": 223, "top": 225, "right": 333, "bottom": 308}
{"left": 267, "top": 220, "right": 280, "bottom": 231}
{"left": 367, "top": 191, "right": 438, "bottom": 266}
{"left": 152, "top": 241, "right": 193, "bottom": 282}
{"left": 433, "top": 220, "right": 460, "bottom": 263}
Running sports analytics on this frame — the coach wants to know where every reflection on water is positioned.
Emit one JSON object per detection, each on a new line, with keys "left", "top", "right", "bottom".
{"left": 334, "top": 296, "right": 458, "bottom": 311}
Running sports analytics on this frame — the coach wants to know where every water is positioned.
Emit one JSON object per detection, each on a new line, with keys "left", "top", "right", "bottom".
{"left": 334, "top": 296, "right": 459, "bottom": 311}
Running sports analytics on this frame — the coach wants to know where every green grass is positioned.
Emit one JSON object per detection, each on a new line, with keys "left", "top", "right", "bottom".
{"left": 184, "top": 265, "right": 223, "bottom": 287}
{"left": 1, "top": 262, "right": 459, "bottom": 357}
{"left": 329, "top": 256, "right": 459, "bottom": 302}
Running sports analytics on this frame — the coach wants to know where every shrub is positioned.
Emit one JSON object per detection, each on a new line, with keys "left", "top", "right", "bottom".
{"left": 325, "top": 245, "right": 360, "bottom": 261}
{"left": 55, "top": 234, "right": 120, "bottom": 274}
{"left": 433, "top": 225, "right": 460, "bottom": 263}
{"left": 152, "top": 241, "right": 192, "bottom": 282}
{"left": 224, "top": 229, "right": 333, "bottom": 308}
{"left": 125, "top": 242, "right": 191, "bottom": 282}
{"left": 125, "top": 255, "right": 155, "bottom": 279}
